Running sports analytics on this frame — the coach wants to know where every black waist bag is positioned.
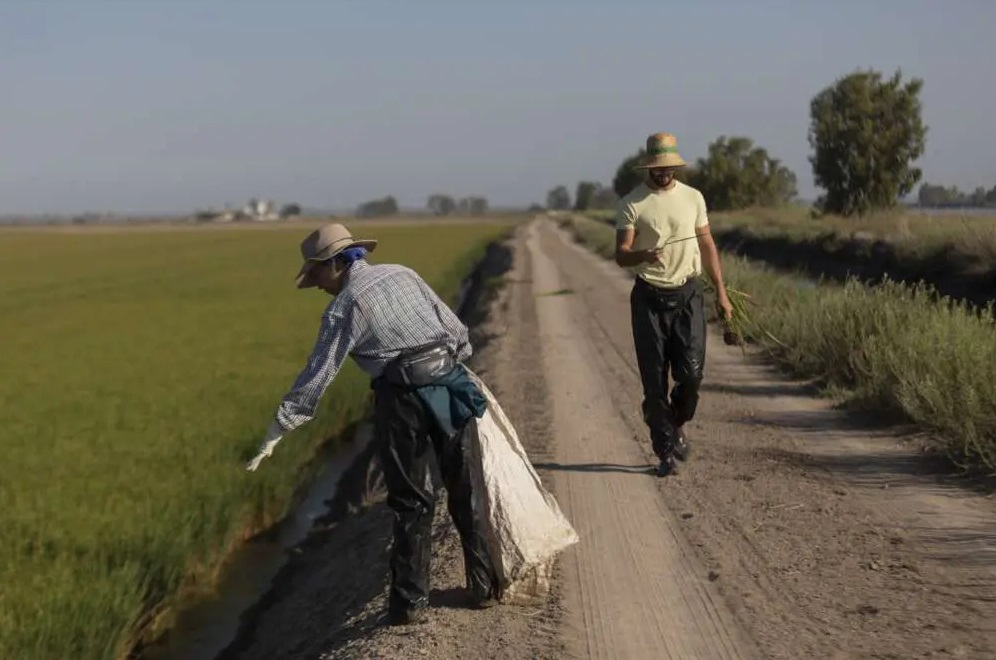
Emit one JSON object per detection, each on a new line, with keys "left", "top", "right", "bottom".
{"left": 382, "top": 342, "right": 456, "bottom": 387}
{"left": 635, "top": 277, "right": 701, "bottom": 314}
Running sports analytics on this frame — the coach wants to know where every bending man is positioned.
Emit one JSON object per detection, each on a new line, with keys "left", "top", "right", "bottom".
{"left": 246, "top": 223, "right": 499, "bottom": 625}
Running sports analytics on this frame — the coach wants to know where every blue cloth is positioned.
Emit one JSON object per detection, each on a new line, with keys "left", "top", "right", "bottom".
{"left": 338, "top": 246, "right": 367, "bottom": 264}
{"left": 415, "top": 364, "right": 487, "bottom": 437}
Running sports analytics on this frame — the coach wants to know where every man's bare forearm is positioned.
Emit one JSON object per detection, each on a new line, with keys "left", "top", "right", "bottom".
{"left": 701, "top": 244, "right": 726, "bottom": 292}
{"left": 615, "top": 247, "right": 650, "bottom": 267}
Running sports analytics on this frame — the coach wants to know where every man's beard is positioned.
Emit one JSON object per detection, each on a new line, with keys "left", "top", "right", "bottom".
{"left": 649, "top": 171, "right": 674, "bottom": 187}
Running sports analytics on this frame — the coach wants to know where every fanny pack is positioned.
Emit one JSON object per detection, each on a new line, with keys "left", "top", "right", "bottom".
{"left": 635, "top": 276, "right": 701, "bottom": 312}
{"left": 381, "top": 341, "right": 456, "bottom": 387}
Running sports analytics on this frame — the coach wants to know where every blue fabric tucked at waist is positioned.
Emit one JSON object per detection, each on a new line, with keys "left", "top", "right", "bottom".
{"left": 414, "top": 364, "right": 487, "bottom": 436}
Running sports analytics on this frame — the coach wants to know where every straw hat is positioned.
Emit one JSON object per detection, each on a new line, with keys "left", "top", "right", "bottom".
{"left": 294, "top": 223, "right": 378, "bottom": 288}
{"left": 632, "top": 132, "right": 687, "bottom": 170}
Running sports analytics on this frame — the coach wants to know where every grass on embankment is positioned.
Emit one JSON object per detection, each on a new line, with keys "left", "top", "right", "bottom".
{"left": 0, "top": 220, "right": 512, "bottom": 660}
{"left": 557, "top": 213, "right": 996, "bottom": 474}
{"left": 584, "top": 205, "right": 996, "bottom": 278}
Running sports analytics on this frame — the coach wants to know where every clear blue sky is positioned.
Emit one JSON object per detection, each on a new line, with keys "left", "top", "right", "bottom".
{"left": 1, "top": 0, "right": 994, "bottom": 215}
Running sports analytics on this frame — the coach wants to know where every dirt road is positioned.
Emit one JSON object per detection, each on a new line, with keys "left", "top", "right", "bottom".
{"left": 225, "top": 217, "right": 995, "bottom": 659}
{"left": 524, "top": 221, "right": 756, "bottom": 659}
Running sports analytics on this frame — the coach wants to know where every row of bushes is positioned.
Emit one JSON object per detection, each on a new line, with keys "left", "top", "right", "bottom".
{"left": 556, "top": 213, "right": 996, "bottom": 473}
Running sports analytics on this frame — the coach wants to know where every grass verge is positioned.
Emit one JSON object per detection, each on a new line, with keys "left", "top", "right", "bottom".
{"left": 555, "top": 213, "right": 996, "bottom": 474}
{"left": 582, "top": 207, "right": 996, "bottom": 310}
{"left": 583, "top": 205, "right": 996, "bottom": 264}
{"left": 0, "top": 220, "right": 513, "bottom": 660}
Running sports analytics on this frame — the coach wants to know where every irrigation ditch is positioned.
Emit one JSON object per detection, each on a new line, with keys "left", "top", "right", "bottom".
{"left": 710, "top": 226, "right": 996, "bottom": 312}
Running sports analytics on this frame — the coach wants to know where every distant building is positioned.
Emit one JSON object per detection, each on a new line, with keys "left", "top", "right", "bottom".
{"left": 241, "top": 198, "right": 279, "bottom": 221}
{"left": 195, "top": 197, "right": 285, "bottom": 223}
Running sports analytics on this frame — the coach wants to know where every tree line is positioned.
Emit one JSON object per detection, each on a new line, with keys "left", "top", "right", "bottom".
{"left": 547, "top": 67, "right": 940, "bottom": 219}
{"left": 544, "top": 134, "right": 799, "bottom": 214}
{"left": 917, "top": 183, "right": 996, "bottom": 209}
{"left": 358, "top": 68, "right": 964, "bottom": 220}
{"left": 354, "top": 194, "right": 490, "bottom": 217}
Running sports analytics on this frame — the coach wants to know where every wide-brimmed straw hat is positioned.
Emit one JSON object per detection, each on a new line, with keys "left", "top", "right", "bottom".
{"left": 294, "top": 223, "right": 378, "bottom": 289}
{"left": 632, "top": 132, "right": 688, "bottom": 170}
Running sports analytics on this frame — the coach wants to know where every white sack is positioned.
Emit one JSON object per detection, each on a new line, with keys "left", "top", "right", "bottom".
{"left": 464, "top": 369, "right": 580, "bottom": 605}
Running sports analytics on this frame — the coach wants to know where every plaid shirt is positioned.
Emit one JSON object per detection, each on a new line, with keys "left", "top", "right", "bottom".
{"left": 272, "top": 259, "right": 472, "bottom": 433}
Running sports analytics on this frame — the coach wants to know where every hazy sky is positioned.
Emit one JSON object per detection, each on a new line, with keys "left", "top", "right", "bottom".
{"left": 1, "top": 0, "right": 994, "bottom": 215}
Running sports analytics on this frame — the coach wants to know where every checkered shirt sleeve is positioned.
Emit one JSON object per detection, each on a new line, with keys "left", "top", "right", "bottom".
{"left": 271, "top": 261, "right": 471, "bottom": 434}
{"left": 272, "top": 297, "right": 361, "bottom": 432}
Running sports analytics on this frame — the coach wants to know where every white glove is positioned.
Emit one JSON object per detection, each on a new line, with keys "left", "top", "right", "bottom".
{"left": 246, "top": 420, "right": 285, "bottom": 471}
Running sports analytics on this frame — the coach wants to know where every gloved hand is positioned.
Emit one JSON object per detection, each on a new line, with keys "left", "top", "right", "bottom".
{"left": 245, "top": 420, "right": 285, "bottom": 472}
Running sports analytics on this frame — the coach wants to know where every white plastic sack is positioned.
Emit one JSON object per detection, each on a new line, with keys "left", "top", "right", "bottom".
{"left": 464, "top": 369, "right": 580, "bottom": 605}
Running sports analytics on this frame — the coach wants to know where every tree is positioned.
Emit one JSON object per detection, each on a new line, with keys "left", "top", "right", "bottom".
{"left": 573, "top": 181, "right": 599, "bottom": 211}
{"left": 573, "top": 181, "right": 617, "bottom": 211}
{"left": 427, "top": 194, "right": 456, "bottom": 216}
{"left": 457, "top": 196, "right": 489, "bottom": 216}
{"left": 546, "top": 185, "right": 571, "bottom": 211}
{"left": 918, "top": 183, "right": 958, "bottom": 207}
{"left": 355, "top": 196, "right": 399, "bottom": 218}
{"left": 692, "top": 136, "right": 798, "bottom": 210}
{"left": 469, "top": 197, "right": 488, "bottom": 215}
{"left": 279, "top": 203, "right": 302, "bottom": 218}
{"left": 808, "top": 68, "right": 927, "bottom": 217}
{"left": 591, "top": 185, "right": 618, "bottom": 210}
{"left": 612, "top": 151, "right": 646, "bottom": 198}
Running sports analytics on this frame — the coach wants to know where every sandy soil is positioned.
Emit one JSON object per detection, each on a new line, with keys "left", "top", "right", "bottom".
{"left": 223, "top": 217, "right": 996, "bottom": 659}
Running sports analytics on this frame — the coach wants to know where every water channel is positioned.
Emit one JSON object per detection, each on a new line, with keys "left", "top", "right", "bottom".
{"left": 143, "top": 424, "right": 373, "bottom": 660}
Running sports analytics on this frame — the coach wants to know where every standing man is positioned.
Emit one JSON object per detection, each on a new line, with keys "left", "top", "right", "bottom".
{"left": 245, "top": 223, "right": 499, "bottom": 625}
{"left": 614, "top": 132, "right": 733, "bottom": 477}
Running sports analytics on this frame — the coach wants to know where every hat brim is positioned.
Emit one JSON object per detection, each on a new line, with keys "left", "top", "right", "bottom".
{"left": 633, "top": 153, "right": 687, "bottom": 170}
{"left": 295, "top": 239, "right": 378, "bottom": 289}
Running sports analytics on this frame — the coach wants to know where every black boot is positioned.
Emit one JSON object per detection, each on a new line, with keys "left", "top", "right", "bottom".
{"left": 673, "top": 426, "right": 690, "bottom": 462}
{"left": 655, "top": 453, "right": 679, "bottom": 477}
{"left": 664, "top": 403, "right": 690, "bottom": 462}
{"left": 386, "top": 605, "right": 429, "bottom": 626}
{"left": 650, "top": 430, "right": 680, "bottom": 477}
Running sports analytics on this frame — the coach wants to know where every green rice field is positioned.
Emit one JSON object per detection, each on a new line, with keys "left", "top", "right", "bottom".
{"left": 0, "top": 219, "right": 513, "bottom": 660}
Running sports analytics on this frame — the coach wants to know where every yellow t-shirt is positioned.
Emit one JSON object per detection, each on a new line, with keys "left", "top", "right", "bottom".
{"left": 615, "top": 180, "right": 709, "bottom": 288}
